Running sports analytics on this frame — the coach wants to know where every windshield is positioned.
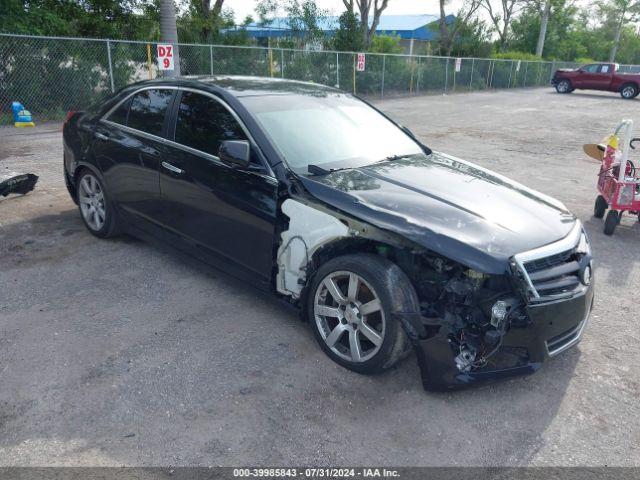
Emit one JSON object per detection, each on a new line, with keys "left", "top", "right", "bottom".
{"left": 239, "top": 93, "right": 423, "bottom": 174}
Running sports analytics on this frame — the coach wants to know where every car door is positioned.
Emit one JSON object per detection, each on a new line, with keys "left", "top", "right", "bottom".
{"left": 158, "top": 89, "right": 279, "bottom": 286}
{"left": 96, "top": 87, "right": 176, "bottom": 226}
{"left": 594, "top": 63, "right": 614, "bottom": 89}
{"left": 578, "top": 64, "right": 608, "bottom": 89}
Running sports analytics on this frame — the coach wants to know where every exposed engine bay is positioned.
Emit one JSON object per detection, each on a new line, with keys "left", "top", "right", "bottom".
{"left": 410, "top": 254, "right": 526, "bottom": 373}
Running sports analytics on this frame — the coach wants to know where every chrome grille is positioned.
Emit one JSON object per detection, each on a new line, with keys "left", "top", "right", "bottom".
{"left": 513, "top": 222, "right": 589, "bottom": 302}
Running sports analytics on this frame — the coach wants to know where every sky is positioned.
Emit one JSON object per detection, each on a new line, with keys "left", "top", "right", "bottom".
{"left": 227, "top": 0, "right": 460, "bottom": 23}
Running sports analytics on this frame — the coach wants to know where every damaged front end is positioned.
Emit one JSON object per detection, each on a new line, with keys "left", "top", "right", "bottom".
{"left": 409, "top": 222, "right": 594, "bottom": 391}
{"left": 275, "top": 195, "right": 593, "bottom": 391}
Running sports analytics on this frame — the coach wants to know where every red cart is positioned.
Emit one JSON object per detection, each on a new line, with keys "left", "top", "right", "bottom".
{"left": 592, "top": 119, "right": 640, "bottom": 235}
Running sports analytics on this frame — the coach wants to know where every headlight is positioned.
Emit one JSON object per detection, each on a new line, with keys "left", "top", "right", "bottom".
{"left": 576, "top": 230, "right": 591, "bottom": 256}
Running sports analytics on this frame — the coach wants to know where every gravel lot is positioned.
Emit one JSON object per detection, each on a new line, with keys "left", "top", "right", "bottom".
{"left": 1, "top": 87, "right": 639, "bottom": 467}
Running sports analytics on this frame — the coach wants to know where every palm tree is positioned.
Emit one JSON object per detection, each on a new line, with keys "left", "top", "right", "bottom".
{"left": 160, "top": 0, "right": 181, "bottom": 76}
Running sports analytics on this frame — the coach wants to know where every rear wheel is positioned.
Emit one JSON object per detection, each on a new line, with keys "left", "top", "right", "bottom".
{"left": 620, "top": 83, "right": 638, "bottom": 99}
{"left": 555, "top": 79, "right": 572, "bottom": 94}
{"left": 307, "top": 254, "right": 412, "bottom": 374}
{"left": 594, "top": 195, "right": 608, "bottom": 219}
{"left": 604, "top": 210, "right": 619, "bottom": 235}
{"left": 76, "top": 169, "right": 120, "bottom": 238}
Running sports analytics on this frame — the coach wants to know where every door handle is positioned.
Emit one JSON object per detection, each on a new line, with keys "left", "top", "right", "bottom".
{"left": 162, "top": 161, "right": 184, "bottom": 174}
{"left": 94, "top": 132, "right": 110, "bottom": 141}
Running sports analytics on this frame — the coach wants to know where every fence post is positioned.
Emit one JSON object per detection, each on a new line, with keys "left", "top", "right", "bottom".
{"left": 507, "top": 61, "right": 513, "bottom": 88}
{"left": 210, "top": 45, "right": 213, "bottom": 75}
{"left": 489, "top": 60, "right": 495, "bottom": 88}
{"left": 381, "top": 54, "right": 386, "bottom": 98}
{"left": 336, "top": 52, "right": 340, "bottom": 88}
{"left": 280, "top": 49, "right": 284, "bottom": 78}
{"left": 549, "top": 61, "right": 556, "bottom": 82}
{"left": 469, "top": 57, "right": 475, "bottom": 91}
{"left": 106, "top": 40, "right": 115, "bottom": 92}
{"left": 523, "top": 61, "right": 528, "bottom": 87}
{"left": 416, "top": 56, "right": 421, "bottom": 94}
{"left": 444, "top": 57, "right": 449, "bottom": 94}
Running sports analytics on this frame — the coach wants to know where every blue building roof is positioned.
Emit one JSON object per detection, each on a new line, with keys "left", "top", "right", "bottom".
{"left": 240, "top": 14, "right": 453, "bottom": 41}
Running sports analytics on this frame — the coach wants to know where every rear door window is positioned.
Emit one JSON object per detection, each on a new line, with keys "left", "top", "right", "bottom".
{"left": 127, "top": 89, "right": 173, "bottom": 136}
{"left": 174, "top": 91, "right": 247, "bottom": 157}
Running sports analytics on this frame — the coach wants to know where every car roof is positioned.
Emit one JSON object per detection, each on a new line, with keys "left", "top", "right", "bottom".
{"left": 129, "top": 75, "right": 340, "bottom": 98}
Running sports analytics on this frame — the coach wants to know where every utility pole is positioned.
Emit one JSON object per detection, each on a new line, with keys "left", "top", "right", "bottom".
{"left": 160, "top": 0, "right": 181, "bottom": 76}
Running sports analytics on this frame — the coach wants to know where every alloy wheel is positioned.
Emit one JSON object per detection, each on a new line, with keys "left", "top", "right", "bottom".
{"left": 313, "top": 271, "right": 385, "bottom": 363}
{"left": 78, "top": 173, "right": 106, "bottom": 231}
{"left": 622, "top": 85, "right": 636, "bottom": 98}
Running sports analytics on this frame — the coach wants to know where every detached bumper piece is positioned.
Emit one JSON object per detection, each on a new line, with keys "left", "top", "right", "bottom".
{"left": 414, "top": 285, "right": 594, "bottom": 391}
{"left": 0, "top": 172, "right": 39, "bottom": 197}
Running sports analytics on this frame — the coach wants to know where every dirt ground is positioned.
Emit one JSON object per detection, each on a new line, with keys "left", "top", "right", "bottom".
{"left": 0, "top": 87, "right": 639, "bottom": 467}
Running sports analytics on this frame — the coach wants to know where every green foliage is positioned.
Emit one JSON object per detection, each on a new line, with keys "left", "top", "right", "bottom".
{"left": 0, "top": 0, "right": 160, "bottom": 40}
{"left": 332, "top": 10, "right": 363, "bottom": 52}
{"left": 491, "top": 51, "right": 541, "bottom": 60}
{"left": 368, "top": 34, "right": 403, "bottom": 54}
{"left": 449, "top": 17, "right": 493, "bottom": 58}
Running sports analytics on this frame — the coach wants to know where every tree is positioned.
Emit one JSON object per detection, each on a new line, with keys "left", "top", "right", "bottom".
{"left": 188, "top": 0, "right": 225, "bottom": 42}
{"left": 536, "top": 0, "right": 551, "bottom": 55}
{"left": 480, "top": 0, "right": 525, "bottom": 50}
{"left": 597, "top": 0, "right": 640, "bottom": 61}
{"left": 333, "top": 9, "right": 364, "bottom": 51}
{"left": 160, "top": 0, "right": 180, "bottom": 75}
{"left": 437, "top": 0, "right": 483, "bottom": 55}
{"left": 255, "top": 0, "right": 329, "bottom": 45}
{"left": 341, "top": 0, "right": 392, "bottom": 48}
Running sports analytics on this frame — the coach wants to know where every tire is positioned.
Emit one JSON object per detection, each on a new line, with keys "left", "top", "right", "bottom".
{"left": 604, "top": 210, "right": 619, "bottom": 236}
{"left": 594, "top": 195, "right": 608, "bottom": 219}
{"left": 620, "top": 83, "right": 638, "bottom": 99}
{"left": 76, "top": 168, "right": 120, "bottom": 238}
{"left": 555, "top": 79, "right": 572, "bottom": 94}
{"left": 306, "top": 253, "right": 413, "bottom": 374}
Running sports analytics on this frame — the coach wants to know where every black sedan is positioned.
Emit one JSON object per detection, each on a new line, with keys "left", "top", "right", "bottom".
{"left": 63, "top": 76, "right": 594, "bottom": 390}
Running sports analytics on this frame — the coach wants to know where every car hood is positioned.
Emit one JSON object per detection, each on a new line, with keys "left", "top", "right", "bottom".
{"left": 297, "top": 152, "right": 576, "bottom": 274}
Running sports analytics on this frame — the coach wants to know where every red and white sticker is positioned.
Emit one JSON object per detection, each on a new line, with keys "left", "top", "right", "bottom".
{"left": 356, "top": 53, "right": 366, "bottom": 72}
{"left": 157, "top": 44, "right": 175, "bottom": 71}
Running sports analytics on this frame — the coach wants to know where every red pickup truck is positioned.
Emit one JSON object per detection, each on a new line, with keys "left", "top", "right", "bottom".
{"left": 552, "top": 63, "right": 640, "bottom": 99}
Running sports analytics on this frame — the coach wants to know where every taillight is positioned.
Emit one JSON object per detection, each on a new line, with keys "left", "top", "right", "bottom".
{"left": 64, "top": 111, "right": 76, "bottom": 124}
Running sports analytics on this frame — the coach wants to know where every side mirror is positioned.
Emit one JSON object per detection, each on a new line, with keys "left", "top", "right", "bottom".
{"left": 219, "top": 140, "right": 251, "bottom": 168}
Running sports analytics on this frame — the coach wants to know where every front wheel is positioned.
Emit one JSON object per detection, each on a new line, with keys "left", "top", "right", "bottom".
{"left": 555, "top": 79, "right": 572, "bottom": 94}
{"left": 604, "top": 210, "right": 619, "bottom": 235}
{"left": 76, "top": 169, "right": 120, "bottom": 238}
{"left": 620, "top": 83, "right": 638, "bottom": 99}
{"left": 594, "top": 195, "right": 608, "bottom": 219}
{"left": 307, "top": 254, "right": 412, "bottom": 374}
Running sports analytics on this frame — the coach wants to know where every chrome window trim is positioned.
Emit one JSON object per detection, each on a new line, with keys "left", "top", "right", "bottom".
{"left": 101, "top": 85, "right": 180, "bottom": 122}
{"left": 99, "top": 84, "right": 275, "bottom": 179}
{"left": 512, "top": 220, "right": 583, "bottom": 300}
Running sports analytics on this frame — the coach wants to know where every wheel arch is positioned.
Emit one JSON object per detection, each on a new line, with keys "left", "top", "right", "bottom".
{"left": 620, "top": 81, "right": 639, "bottom": 97}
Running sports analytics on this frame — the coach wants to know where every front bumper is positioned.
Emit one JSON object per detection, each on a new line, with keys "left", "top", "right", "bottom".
{"left": 413, "top": 283, "right": 594, "bottom": 391}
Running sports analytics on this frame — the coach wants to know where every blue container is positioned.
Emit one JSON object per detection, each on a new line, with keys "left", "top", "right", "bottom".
{"left": 12, "top": 101, "right": 35, "bottom": 126}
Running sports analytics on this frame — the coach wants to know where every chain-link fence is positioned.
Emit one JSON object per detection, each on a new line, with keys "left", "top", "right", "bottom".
{"left": 0, "top": 32, "right": 618, "bottom": 125}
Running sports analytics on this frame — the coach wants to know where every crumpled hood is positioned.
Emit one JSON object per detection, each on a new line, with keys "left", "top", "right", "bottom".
{"left": 297, "top": 152, "right": 576, "bottom": 274}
